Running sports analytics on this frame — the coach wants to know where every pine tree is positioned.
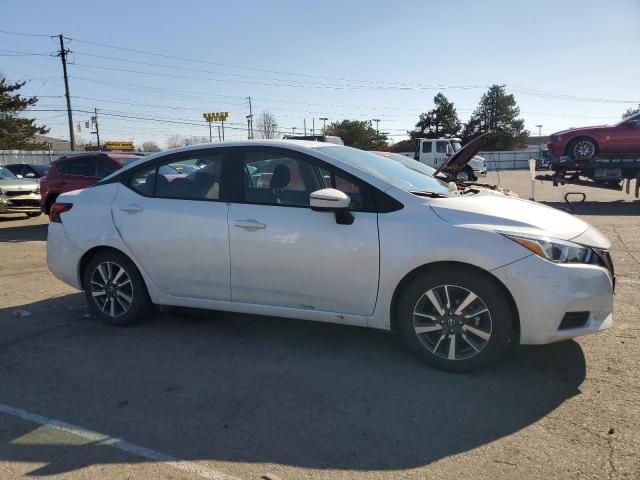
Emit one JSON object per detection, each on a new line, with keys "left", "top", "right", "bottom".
{"left": 462, "top": 85, "right": 529, "bottom": 150}
{"left": 409, "top": 93, "right": 461, "bottom": 140}
{"left": 0, "top": 77, "right": 49, "bottom": 149}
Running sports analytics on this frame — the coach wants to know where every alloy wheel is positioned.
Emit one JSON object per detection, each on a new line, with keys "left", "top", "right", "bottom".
{"left": 412, "top": 285, "right": 492, "bottom": 361}
{"left": 456, "top": 170, "right": 470, "bottom": 182}
{"left": 90, "top": 262, "right": 134, "bottom": 317}
{"left": 573, "top": 140, "right": 595, "bottom": 159}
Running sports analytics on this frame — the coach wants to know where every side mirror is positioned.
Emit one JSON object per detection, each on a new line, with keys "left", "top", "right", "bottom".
{"left": 625, "top": 120, "right": 638, "bottom": 128}
{"left": 445, "top": 144, "right": 454, "bottom": 156}
{"left": 310, "top": 188, "right": 353, "bottom": 225}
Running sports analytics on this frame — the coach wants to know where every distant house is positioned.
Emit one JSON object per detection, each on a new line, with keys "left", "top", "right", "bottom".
{"left": 34, "top": 135, "right": 71, "bottom": 151}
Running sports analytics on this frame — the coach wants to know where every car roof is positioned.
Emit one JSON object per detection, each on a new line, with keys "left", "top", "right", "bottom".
{"left": 54, "top": 152, "right": 144, "bottom": 162}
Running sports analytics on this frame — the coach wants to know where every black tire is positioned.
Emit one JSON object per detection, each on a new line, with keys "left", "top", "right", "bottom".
{"left": 83, "top": 250, "right": 151, "bottom": 326}
{"left": 567, "top": 137, "right": 597, "bottom": 160}
{"left": 26, "top": 212, "right": 42, "bottom": 218}
{"left": 455, "top": 166, "right": 476, "bottom": 182}
{"left": 397, "top": 266, "right": 514, "bottom": 372}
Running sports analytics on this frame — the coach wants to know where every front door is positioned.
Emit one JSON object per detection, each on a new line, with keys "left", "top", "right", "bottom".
{"left": 608, "top": 114, "right": 640, "bottom": 154}
{"left": 111, "top": 150, "right": 231, "bottom": 300}
{"left": 227, "top": 148, "right": 380, "bottom": 316}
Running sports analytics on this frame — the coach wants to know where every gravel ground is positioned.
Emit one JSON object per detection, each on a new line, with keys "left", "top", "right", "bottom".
{"left": 0, "top": 170, "right": 638, "bottom": 480}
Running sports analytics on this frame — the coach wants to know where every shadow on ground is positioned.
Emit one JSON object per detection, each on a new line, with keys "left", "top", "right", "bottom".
{"left": 0, "top": 295, "right": 586, "bottom": 476}
{"left": 0, "top": 222, "right": 47, "bottom": 243}
{"left": 541, "top": 199, "right": 639, "bottom": 216}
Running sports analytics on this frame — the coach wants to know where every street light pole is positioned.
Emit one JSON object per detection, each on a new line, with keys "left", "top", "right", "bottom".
{"left": 319, "top": 117, "right": 328, "bottom": 133}
{"left": 535, "top": 124, "right": 543, "bottom": 152}
{"left": 291, "top": 127, "right": 296, "bottom": 135}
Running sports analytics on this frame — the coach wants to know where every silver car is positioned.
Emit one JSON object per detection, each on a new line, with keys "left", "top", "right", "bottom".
{"left": 0, "top": 165, "right": 42, "bottom": 217}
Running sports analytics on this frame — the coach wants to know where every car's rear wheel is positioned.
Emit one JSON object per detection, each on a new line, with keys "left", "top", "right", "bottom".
{"left": 397, "top": 267, "right": 513, "bottom": 372}
{"left": 568, "top": 138, "right": 597, "bottom": 159}
{"left": 83, "top": 251, "right": 150, "bottom": 326}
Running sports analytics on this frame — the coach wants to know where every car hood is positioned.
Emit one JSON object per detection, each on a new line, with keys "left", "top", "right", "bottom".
{"left": 551, "top": 125, "right": 609, "bottom": 137}
{"left": 434, "top": 132, "right": 492, "bottom": 176}
{"left": 0, "top": 178, "right": 39, "bottom": 191}
{"left": 428, "top": 192, "right": 610, "bottom": 248}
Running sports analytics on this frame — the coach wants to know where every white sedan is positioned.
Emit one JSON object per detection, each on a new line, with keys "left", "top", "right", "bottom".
{"left": 47, "top": 140, "right": 614, "bottom": 371}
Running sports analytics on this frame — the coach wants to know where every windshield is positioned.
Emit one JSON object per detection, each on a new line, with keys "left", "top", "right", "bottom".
{"left": 317, "top": 146, "right": 454, "bottom": 196}
{"left": 614, "top": 112, "right": 640, "bottom": 126}
{"left": 0, "top": 166, "right": 18, "bottom": 180}
{"left": 451, "top": 141, "right": 462, "bottom": 152}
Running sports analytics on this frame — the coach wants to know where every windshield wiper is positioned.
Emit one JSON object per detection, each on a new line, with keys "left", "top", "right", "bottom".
{"left": 409, "top": 190, "right": 450, "bottom": 198}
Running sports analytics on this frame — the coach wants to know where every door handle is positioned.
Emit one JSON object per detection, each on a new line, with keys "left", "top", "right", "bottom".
{"left": 234, "top": 219, "right": 266, "bottom": 230}
{"left": 119, "top": 204, "right": 144, "bottom": 214}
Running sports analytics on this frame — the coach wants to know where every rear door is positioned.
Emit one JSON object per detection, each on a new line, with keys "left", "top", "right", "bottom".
{"left": 111, "top": 149, "right": 231, "bottom": 300}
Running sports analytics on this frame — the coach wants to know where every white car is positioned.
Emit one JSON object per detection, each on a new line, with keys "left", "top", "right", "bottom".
{"left": 47, "top": 139, "right": 614, "bottom": 371}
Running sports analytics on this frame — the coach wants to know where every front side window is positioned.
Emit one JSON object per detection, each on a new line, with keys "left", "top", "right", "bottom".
{"left": 128, "top": 152, "right": 224, "bottom": 200}
{"left": 436, "top": 141, "right": 449, "bottom": 153}
{"left": 96, "top": 158, "right": 119, "bottom": 178}
{"left": 243, "top": 151, "right": 324, "bottom": 207}
{"left": 422, "top": 142, "right": 432, "bottom": 154}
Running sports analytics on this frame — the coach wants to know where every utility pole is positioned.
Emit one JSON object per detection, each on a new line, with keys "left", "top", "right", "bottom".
{"left": 217, "top": 125, "right": 221, "bottom": 141}
{"left": 372, "top": 118, "right": 380, "bottom": 134}
{"left": 291, "top": 127, "right": 296, "bottom": 135}
{"left": 304, "top": 119, "right": 307, "bottom": 136}
{"left": 93, "top": 108, "right": 101, "bottom": 149}
{"left": 57, "top": 34, "right": 75, "bottom": 151}
{"left": 319, "top": 117, "right": 328, "bottom": 133}
{"left": 312, "top": 118, "right": 315, "bottom": 135}
{"left": 246, "top": 115, "right": 253, "bottom": 140}
{"left": 247, "top": 96, "right": 253, "bottom": 139}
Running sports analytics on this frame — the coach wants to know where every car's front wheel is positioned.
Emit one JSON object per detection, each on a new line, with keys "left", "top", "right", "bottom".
{"left": 397, "top": 267, "right": 514, "bottom": 372}
{"left": 83, "top": 250, "right": 150, "bottom": 326}
{"left": 568, "top": 138, "right": 597, "bottom": 159}
{"left": 455, "top": 167, "right": 476, "bottom": 182}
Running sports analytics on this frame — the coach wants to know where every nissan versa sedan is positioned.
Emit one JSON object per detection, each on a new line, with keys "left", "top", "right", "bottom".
{"left": 46, "top": 139, "right": 615, "bottom": 371}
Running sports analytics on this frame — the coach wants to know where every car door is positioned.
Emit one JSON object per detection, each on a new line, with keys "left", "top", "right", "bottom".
{"left": 434, "top": 141, "right": 450, "bottom": 166}
{"left": 227, "top": 148, "right": 380, "bottom": 316}
{"left": 111, "top": 150, "right": 231, "bottom": 301}
{"left": 608, "top": 114, "right": 640, "bottom": 154}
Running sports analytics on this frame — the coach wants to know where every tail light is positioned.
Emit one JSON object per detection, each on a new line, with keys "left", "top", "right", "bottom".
{"left": 49, "top": 203, "right": 73, "bottom": 223}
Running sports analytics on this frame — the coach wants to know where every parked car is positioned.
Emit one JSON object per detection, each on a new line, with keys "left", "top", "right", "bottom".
{"left": 4, "top": 163, "right": 50, "bottom": 180}
{"left": 47, "top": 140, "right": 614, "bottom": 372}
{"left": 413, "top": 137, "right": 487, "bottom": 181}
{"left": 0, "top": 165, "right": 41, "bottom": 217}
{"left": 547, "top": 112, "right": 640, "bottom": 159}
{"left": 40, "top": 152, "right": 144, "bottom": 213}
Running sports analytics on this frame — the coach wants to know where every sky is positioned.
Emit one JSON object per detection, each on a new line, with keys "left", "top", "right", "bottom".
{"left": 1, "top": 0, "right": 639, "bottom": 148}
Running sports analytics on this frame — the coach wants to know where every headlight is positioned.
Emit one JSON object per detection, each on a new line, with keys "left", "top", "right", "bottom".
{"left": 502, "top": 233, "right": 596, "bottom": 264}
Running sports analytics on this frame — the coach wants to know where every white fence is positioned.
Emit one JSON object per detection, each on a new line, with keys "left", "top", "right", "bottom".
{"left": 478, "top": 150, "right": 541, "bottom": 171}
{"left": 0, "top": 150, "right": 70, "bottom": 166}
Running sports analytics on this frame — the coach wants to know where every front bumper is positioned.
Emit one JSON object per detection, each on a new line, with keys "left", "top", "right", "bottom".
{"left": 473, "top": 166, "right": 487, "bottom": 176}
{"left": 491, "top": 254, "right": 613, "bottom": 345}
{"left": 0, "top": 192, "right": 41, "bottom": 214}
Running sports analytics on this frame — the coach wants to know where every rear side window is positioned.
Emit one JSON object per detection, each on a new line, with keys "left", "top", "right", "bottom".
{"left": 422, "top": 142, "right": 432, "bottom": 154}
{"left": 55, "top": 157, "right": 96, "bottom": 177}
{"left": 128, "top": 152, "right": 224, "bottom": 201}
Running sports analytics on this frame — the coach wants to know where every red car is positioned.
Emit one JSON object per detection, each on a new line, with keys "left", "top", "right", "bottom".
{"left": 547, "top": 112, "right": 640, "bottom": 159}
{"left": 40, "top": 152, "right": 144, "bottom": 213}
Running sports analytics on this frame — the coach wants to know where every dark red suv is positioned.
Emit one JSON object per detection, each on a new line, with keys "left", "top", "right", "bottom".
{"left": 40, "top": 152, "right": 144, "bottom": 213}
{"left": 547, "top": 112, "right": 640, "bottom": 159}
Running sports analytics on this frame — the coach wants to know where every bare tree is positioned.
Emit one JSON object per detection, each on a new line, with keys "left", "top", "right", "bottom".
{"left": 142, "top": 141, "right": 161, "bottom": 152}
{"left": 165, "top": 134, "right": 185, "bottom": 149}
{"left": 255, "top": 110, "right": 279, "bottom": 139}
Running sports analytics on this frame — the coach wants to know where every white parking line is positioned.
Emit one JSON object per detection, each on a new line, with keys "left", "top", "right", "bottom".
{"left": 0, "top": 402, "right": 241, "bottom": 480}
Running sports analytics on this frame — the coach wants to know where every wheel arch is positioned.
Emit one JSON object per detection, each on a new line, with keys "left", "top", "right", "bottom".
{"left": 565, "top": 135, "right": 599, "bottom": 157}
{"left": 389, "top": 261, "right": 520, "bottom": 342}
{"left": 43, "top": 192, "right": 59, "bottom": 214}
{"left": 78, "top": 245, "right": 135, "bottom": 290}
